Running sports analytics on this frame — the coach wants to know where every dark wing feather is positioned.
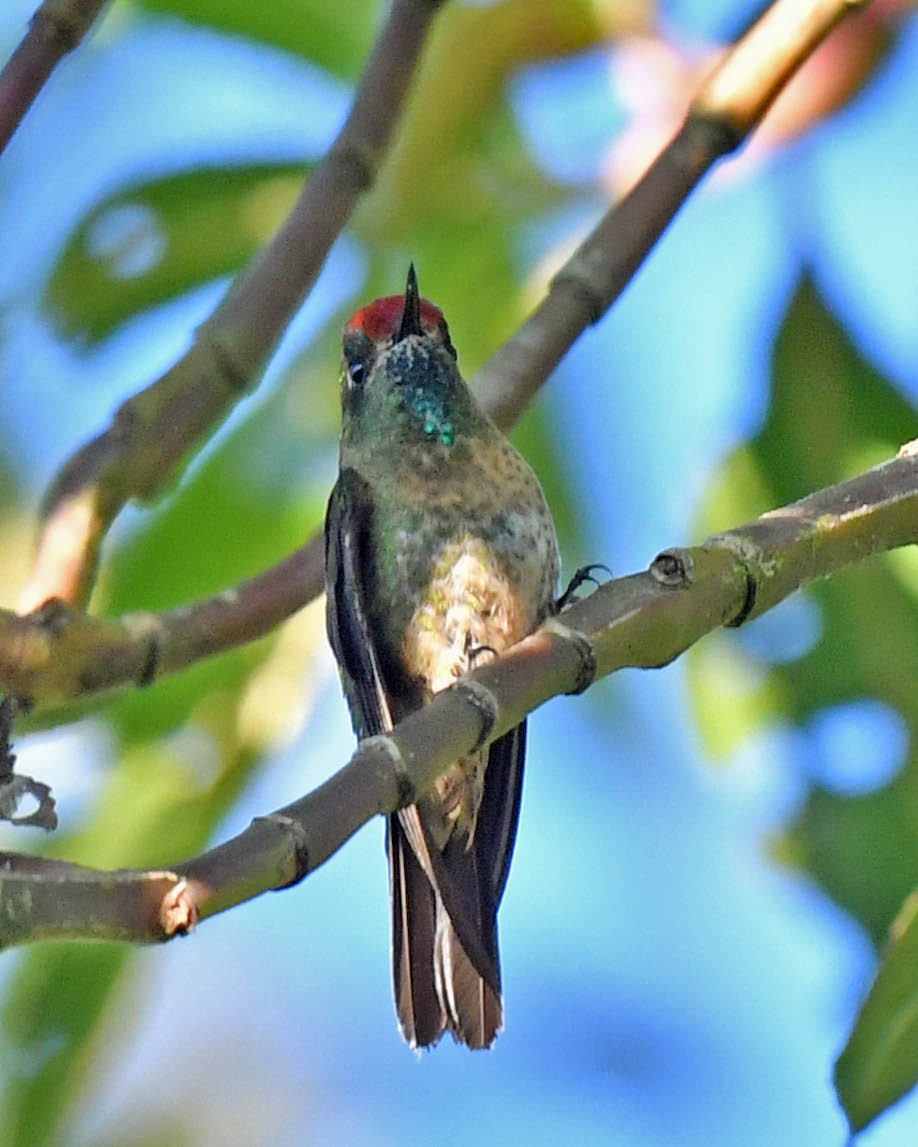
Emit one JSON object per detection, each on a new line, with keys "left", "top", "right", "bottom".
{"left": 429, "top": 721, "right": 526, "bottom": 983}
{"left": 324, "top": 469, "right": 392, "bottom": 738}
{"left": 420, "top": 722, "right": 525, "bottom": 1047}
{"left": 325, "top": 469, "right": 447, "bottom": 1044}
{"left": 476, "top": 721, "right": 526, "bottom": 906}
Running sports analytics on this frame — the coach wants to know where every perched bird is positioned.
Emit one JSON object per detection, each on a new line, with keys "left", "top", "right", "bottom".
{"left": 325, "top": 266, "right": 560, "bottom": 1048}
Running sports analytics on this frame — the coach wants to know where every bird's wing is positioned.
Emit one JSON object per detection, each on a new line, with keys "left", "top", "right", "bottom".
{"left": 475, "top": 720, "right": 526, "bottom": 908}
{"left": 325, "top": 468, "right": 447, "bottom": 1044}
{"left": 324, "top": 468, "right": 393, "bottom": 739}
{"left": 431, "top": 721, "right": 525, "bottom": 972}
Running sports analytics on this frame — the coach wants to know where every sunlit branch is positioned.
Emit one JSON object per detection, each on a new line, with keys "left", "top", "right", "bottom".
{"left": 19, "top": 0, "right": 871, "bottom": 613}
{"left": 0, "top": 539, "right": 324, "bottom": 712}
{"left": 472, "top": 0, "right": 872, "bottom": 427}
{"left": 1, "top": 442, "right": 915, "bottom": 946}
{"left": 0, "top": 0, "right": 110, "bottom": 155}
{"left": 20, "top": 0, "right": 448, "bottom": 611}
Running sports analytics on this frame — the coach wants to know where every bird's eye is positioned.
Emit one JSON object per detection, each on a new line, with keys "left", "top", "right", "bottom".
{"left": 346, "top": 357, "right": 367, "bottom": 389}
{"left": 341, "top": 330, "right": 374, "bottom": 396}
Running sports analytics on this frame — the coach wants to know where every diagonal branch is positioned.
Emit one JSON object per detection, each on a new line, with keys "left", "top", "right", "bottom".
{"left": 9, "top": 0, "right": 875, "bottom": 677}
{"left": 19, "top": 0, "right": 870, "bottom": 613}
{"left": 20, "top": 0, "right": 448, "bottom": 612}
{"left": 471, "top": 0, "right": 871, "bottom": 427}
{"left": 0, "top": 0, "right": 111, "bottom": 155}
{"left": 0, "top": 541, "right": 324, "bottom": 711}
{"left": 1, "top": 442, "right": 915, "bottom": 947}
{"left": 4, "top": 421, "right": 914, "bottom": 714}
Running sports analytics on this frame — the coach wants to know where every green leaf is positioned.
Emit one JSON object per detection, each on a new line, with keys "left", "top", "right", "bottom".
{"left": 691, "top": 277, "right": 918, "bottom": 944}
{"left": 835, "top": 892, "right": 918, "bottom": 1134}
{"left": 135, "top": 0, "right": 377, "bottom": 76}
{"left": 781, "top": 778, "right": 918, "bottom": 945}
{"left": 44, "top": 163, "right": 309, "bottom": 341}
{"left": 0, "top": 944, "right": 130, "bottom": 1147}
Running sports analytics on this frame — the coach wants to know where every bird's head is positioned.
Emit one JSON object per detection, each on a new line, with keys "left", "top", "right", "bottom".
{"left": 339, "top": 266, "right": 475, "bottom": 450}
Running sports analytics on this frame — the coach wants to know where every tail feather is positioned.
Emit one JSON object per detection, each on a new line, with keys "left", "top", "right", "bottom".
{"left": 434, "top": 901, "right": 503, "bottom": 1048}
{"left": 388, "top": 723, "right": 525, "bottom": 1049}
{"left": 389, "top": 816, "right": 504, "bottom": 1049}
{"left": 389, "top": 819, "right": 446, "bottom": 1048}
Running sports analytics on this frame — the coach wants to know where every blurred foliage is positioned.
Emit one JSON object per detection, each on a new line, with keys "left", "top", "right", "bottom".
{"left": 135, "top": 0, "right": 380, "bottom": 76}
{"left": 2, "top": 945, "right": 130, "bottom": 1147}
{"left": 45, "top": 164, "right": 310, "bottom": 342}
{"left": 0, "top": 0, "right": 916, "bottom": 1141}
{"left": 836, "top": 892, "right": 918, "bottom": 1133}
{"left": 692, "top": 278, "right": 918, "bottom": 946}
{"left": 1, "top": 376, "right": 332, "bottom": 1145}
{"left": 692, "top": 280, "right": 918, "bottom": 1131}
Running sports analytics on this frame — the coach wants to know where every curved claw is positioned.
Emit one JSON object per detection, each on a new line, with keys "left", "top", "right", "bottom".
{"left": 555, "top": 563, "right": 613, "bottom": 612}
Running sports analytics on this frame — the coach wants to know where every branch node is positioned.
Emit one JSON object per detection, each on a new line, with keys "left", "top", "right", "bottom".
{"left": 705, "top": 533, "right": 763, "bottom": 626}
{"left": 32, "top": 4, "right": 86, "bottom": 52}
{"left": 727, "top": 570, "right": 758, "bottom": 628}
{"left": 542, "top": 617, "right": 597, "bottom": 695}
{"left": 452, "top": 679, "right": 499, "bottom": 752}
{"left": 651, "top": 549, "right": 694, "bottom": 588}
{"left": 159, "top": 877, "right": 197, "bottom": 936}
{"left": 682, "top": 107, "right": 745, "bottom": 159}
{"left": 31, "top": 596, "right": 72, "bottom": 635}
{"left": 137, "top": 635, "right": 161, "bottom": 688}
{"left": 360, "top": 734, "right": 416, "bottom": 808}
{"left": 327, "top": 139, "right": 377, "bottom": 192}
{"left": 254, "top": 813, "right": 311, "bottom": 885}
{"left": 204, "top": 328, "right": 258, "bottom": 394}
{"left": 549, "top": 267, "right": 605, "bottom": 325}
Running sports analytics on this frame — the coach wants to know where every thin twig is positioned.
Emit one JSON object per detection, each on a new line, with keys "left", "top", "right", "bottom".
{"left": 0, "top": 540, "right": 324, "bottom": 711}
{"left": 20, "top": 0, "right": 448, "bottom": 611}
{"left": 20, "top": 0, "right": 868, "bottom": 610}
{"left": 4, "top": 427, "right": 914, "bottom": 715}
{"left": 471, "top": 0, "right": 871, "bottom": 427}
{"left": 0, "top": 0, "right": 110, "bottom": 155}
{"left": 1, "top": 442, "right": 915, "bottom": 947}
{"left": 0, "top": 694, "right": 56, "bottom": 828}
{"left": 10, "top": 0, "right": 874, "bottom": 663}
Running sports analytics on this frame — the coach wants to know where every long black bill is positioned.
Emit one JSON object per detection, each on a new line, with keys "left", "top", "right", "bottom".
{"left": 395, "top": 263, "right": 423, "bottom": 342}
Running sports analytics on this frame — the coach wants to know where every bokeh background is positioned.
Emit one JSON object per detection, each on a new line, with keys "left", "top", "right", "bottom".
{"left": 1, "top": 0, "right": 917, "bottom": 1143}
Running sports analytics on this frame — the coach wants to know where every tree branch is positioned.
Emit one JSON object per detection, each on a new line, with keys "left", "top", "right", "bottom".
{"left": 0, "top": 0, "right": 110, "bottom": 155}
{"left": 471, "top": 0, "right": 870, "bottom": 427}
{"left": 2, "top": 442, "right": 914, "bottom": 947}
{"left": 19, "top": 0, "right": 869, "bottom": 612}
{"left": 19, "top": 0, "right": 448, "bottom": 612}
{"left": 0, "top": 540, "right": 324, "bottom": 711}
{"left": 4, "top": 432, "right": 914, "bottom": 715}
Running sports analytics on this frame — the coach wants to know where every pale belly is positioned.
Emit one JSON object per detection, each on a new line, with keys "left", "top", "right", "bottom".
{"left": 401, "top": 536, "right": 541, "bottom": 693}
{"left": 399, "top": 530, "right": 553, "bottom": 843}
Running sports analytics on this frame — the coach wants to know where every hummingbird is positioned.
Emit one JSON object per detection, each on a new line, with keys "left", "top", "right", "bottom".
{"left": 325, "top": 265, "right": 560, "bottom": 1048}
